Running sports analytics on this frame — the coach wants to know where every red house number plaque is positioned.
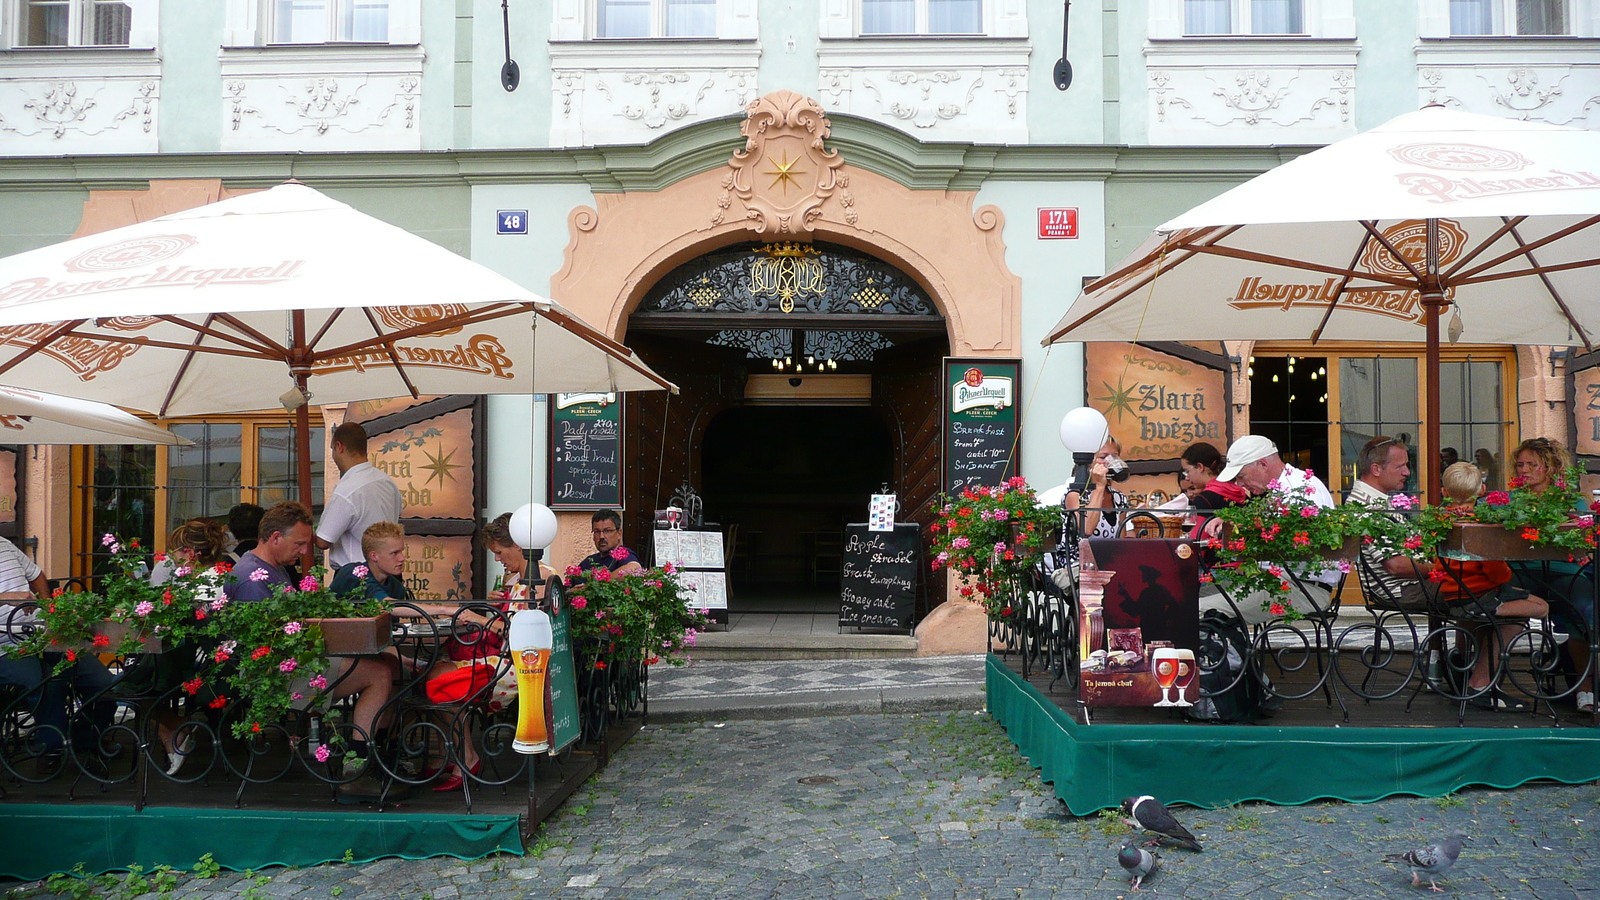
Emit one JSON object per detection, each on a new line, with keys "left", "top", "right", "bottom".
{"left": 1038, "top": 208, "right": 1079, "bottom": 239}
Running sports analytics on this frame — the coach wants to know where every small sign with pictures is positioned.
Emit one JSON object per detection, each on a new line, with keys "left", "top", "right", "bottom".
{"left": 868, "top": 493, "right": 897, "bottom": 532}
{"left": 497, "top": 209, "right": 529, "bottom": 235}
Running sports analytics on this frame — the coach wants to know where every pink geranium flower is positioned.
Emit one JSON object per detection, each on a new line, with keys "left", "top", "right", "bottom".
{"left": 352, "top": 565, "right": 369, "bottom": 578}
{"left": 249, "top": 569, "right": 271, "bottom": 582}
{"left": 284, "top": 621, "right": 303, "bottom": 635}
{"left": 134, "top": 601, "right": 154, "bottom": 616}
{"left": 279, "top": 659, "right": 298, "bottom": 673}
{"left": 298, "top": 575, "right": 319, "bottom": 591}
{"left": 570, "top": 596, "right": 588, "bottom": 609}
{"left": 314, "top": 744, "right": 331, "bottom": 763}
{"left": 610, "top": 546, "right": 630, "bottom": 561}
{"left": 307, "top": 674, "right": 328, "bottom": 690}
{"left": 594, "top": 567, "right": 611, "bottom": 582}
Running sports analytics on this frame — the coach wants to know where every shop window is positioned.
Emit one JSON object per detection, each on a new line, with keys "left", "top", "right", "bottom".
{"left": 861, "top": 0, "right": 983, "bottom": 35}
{"left": 166, "top": 423, "right": 244, "bottom": 537}
{"left": 252, "top": 425, "right": 326, "bottom": 509}
{"left": 271, "top": 0, "right": 388, "bottom": 43}
{"left": 1247, "top": 355, "right": 1332, "bottom": 485}
{"left": 15, "top": 0, "right": 131, "bottom": 46}
{"left": 1183, "top": 0, "right": 1305, "bottom": 34}
{"left": 1449, "top": 0, "right": 1567, "bottom": 34}
{"left": 1338, "top": 357, "right": 1421, "bottom": 494}
{"left": 1439, "top": 359, "right": 1510, "bottom": 490}
{"left": 84, "top": 445, "right": 155, "bottom": 576}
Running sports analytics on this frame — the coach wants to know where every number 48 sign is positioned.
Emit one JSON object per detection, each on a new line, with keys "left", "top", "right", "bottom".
{"left": 497, "top": 209, "right": 529, "bottom": 235}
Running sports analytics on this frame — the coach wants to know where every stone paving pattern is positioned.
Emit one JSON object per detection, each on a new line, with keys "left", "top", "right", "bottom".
{"left": 648, "top": 655, "right": 986, "bottom": 700}
{"left": 10, "top": 711, "right": 1600, "bottom": 899}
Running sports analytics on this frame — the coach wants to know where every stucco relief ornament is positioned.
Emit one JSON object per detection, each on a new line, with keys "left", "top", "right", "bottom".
{"left": 722, "top": 91, "right": 846, "bottom": 236}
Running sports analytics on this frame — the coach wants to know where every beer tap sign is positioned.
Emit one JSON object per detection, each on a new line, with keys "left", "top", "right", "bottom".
{"left": 510, "top": 609, "right": 554, "bottom": 754}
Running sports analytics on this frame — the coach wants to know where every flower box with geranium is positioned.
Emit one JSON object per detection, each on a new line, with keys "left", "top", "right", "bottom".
{"left": 561, "top": 562, "right": 708, "bottom": 668}
{"left": 927, "top": 477, "right": 1063, "bottom": 621}
{"left": 1416, "top": 467, "right": 1598, "bottom": 561}
{"left": 1211, "top": 480, "right": 1413, "bottom": 618}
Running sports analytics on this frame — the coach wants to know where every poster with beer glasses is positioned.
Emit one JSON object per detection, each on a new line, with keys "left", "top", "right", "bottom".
{"left": 1078, "top": 538, "right": 1201, "bottom": 709}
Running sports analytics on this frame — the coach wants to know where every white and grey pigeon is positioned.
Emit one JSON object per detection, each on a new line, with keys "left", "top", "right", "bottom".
{"left": 1383, "top": 830, "right": 1468, "bottom": 892}
{"left": 1118, "top": 837, "right": 1160, "bottom": 891}
{"left": 1121, "top": 795, "right": 1204, "bottom": 851}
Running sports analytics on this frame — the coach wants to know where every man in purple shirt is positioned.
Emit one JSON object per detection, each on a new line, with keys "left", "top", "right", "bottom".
{"left": 225, "top": 503, "right": 396, "bottom": 803}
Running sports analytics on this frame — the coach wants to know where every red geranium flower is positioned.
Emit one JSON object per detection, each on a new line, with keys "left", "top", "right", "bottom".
{"left": 209, "top": 695, "right": 229, "bottom": 709}
{"left": 92, "top": 634, "right": 110, "bottom": 648}
{"left": 1485, "top": 491, "right": 1511, "bottom": 506}
{"left": 1522, "top": 527, "right": 1540, "bottom": 541}
{"left": 251, "top": 646, "right": 273, "bottom": 660}
{"left": 182, "top": 677, "right": 205, "bottom": 695}
{"left": 1269, "top": 603, "right": 1287, "bottom": 617}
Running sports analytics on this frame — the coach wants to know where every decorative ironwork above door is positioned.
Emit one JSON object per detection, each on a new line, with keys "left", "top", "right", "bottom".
{"left": 634, "top": 242, "right": 940, "bottom": 323}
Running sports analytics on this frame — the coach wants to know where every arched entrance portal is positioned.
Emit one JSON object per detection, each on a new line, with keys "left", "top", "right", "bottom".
{"left": 621, "top": 241, "right": 948, "bottom": 608}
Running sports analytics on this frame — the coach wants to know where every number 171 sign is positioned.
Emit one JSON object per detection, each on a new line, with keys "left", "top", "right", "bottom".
{"left": 1038, "top": 208, "right": 1078, "bottom": 239}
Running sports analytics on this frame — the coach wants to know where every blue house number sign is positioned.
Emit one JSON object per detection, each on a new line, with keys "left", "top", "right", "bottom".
{"left": 497, "top": 210, "right": 529, "bottom": 235}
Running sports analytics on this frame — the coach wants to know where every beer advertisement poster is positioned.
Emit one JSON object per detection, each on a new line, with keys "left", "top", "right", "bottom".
{"left": 549, "top": 392, "right": 623, "bottom": 510}
{"left": 942, "top": 357, "right": 1021, "bottom": 496}
{"left": 1078, "top": 538, "right": 1201, "bottom": 708}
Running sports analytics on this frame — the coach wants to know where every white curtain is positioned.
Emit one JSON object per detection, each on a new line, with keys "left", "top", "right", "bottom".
{"left": 341, "top": 0, "right": 388, "bottom": 41}
{"left": 666, "top": 0, "right": 717, "bottom": 37}
{"left": 275, "top": 0, "right": 329, "bottom": 42}
{"left": 1184, "top": 0, "right": 1231, "bottom": 34}
{"left": 1251, "top": 0, "right": 1303, "bottom": 33}
{"left": 1449, "top": 0, "right": 1493, "bottom": 34}
{"left": 91, "top": 0, "right": 133, "bottom": 45}
{"left": 928, "top": 0, "right": 981, "bottom": 33}
{"left": 862, "top": 0, "right": 916, "bottom": 34}
{"left": 598, "top": 0, "right": 650, "bottom": 38}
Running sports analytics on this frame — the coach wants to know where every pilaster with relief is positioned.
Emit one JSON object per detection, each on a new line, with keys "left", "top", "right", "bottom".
{"left": 548, "top": 42, "right": 760, "bottom": 148}
{"left": 816, "top": 39, "right": 1030, "bottom": 143}
{"left": 217, "top": 45, "right": 425, "bottom": 151}
{"left": 1143, "top": 38, "right": 1359, "bottom": 145}
{"left": 0, "top": 51, "right": 160, "bottom": 155}
{"left": 1417, "top": 39, "right": 1600, "bottom": 129}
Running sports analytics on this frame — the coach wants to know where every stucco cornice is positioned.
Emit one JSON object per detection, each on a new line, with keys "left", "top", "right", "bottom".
{"left": 0, "top": 133, "right": 1319, "bottom": 192}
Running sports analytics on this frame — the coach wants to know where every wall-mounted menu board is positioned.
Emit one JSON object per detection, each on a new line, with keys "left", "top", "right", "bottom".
{"left": 839, "top": 523, "right": 919, "bottom": 631}
{"left": 942, "top": 357, "right": 1022, "bottom": 495}
{"left": 549, "top": 392, "right": 622, "bottom": 510}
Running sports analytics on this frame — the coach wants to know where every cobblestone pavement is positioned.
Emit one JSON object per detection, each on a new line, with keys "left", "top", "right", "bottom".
{"left": 648, "top": 655, "right": 985, "bottom": 701}
{"left": 10, "top": 711, "right": 1600, "bottom": 899}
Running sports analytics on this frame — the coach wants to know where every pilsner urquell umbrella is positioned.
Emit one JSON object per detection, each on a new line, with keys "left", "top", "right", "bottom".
{"left": 0, "top": 182, "right": 673, "bottom": 507}
{"left": 1044, "top": 106, "right": 1600, "bottom": 500}
{"left": 0, "top": 384, "right": 186, "bottom": 445}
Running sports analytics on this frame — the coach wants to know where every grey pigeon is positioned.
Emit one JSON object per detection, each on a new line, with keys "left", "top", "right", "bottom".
{"left": 1121, "top": 795, "right": 1203, "bottom": 851}
{"left": 1383, "top": 830, "right": 1468, "bottom": 892}
{"left": 1118, "top": 838, "right": 1160, "bottom": 891}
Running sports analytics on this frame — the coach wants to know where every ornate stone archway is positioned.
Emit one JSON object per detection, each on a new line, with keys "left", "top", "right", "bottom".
{"left": 549, "top": 90, "right": 1021, "bottom": 356}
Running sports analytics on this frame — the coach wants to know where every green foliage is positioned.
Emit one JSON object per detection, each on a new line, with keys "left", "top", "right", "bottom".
{"left": 928, "top": 478, "right": 1062, "bottom": 620}
{"left": 1420, "top": 466, "right": 1597, "bottom": 555}
{"left": 192, "top": 854, "right": 221, "bottom": 879}
{"left": 562, "top": 565, "right": 709, "bottom": 668}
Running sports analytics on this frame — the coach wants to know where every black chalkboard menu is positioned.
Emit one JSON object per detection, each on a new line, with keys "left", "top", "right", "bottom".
{"left": 942, "top": 357, "right": 1022, "bottom": 495}
{"left": 839, "top": 523, "right": 920, "bottom": 632}
{"left": 548, "top": 393, "right": 622, "bottom": 510}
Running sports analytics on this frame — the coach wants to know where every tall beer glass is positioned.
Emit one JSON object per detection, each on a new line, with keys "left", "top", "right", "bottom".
{"left": 511, "top": 610, "right": 553, "bottom": 754}
{"left": 1172, "top": 648, "right": 1197, "bottom": 708}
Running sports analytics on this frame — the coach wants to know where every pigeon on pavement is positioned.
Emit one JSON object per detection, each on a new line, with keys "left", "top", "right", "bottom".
{"left": 1118, "top": 838, "right": 1160, "bottom": 891}
{"left": 1121, "top": 795, "right": 1204, "bottom": 851}
{"left": 1383, "top": 830, "right": 1468, "bottom": 892}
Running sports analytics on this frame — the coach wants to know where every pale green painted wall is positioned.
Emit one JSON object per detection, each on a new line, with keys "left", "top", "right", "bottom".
{"left": 1355, "top": 0, "right": 1421, "bottom": 129}
{"left": 758, "top": 1, "right": 819, "bottom": 92}
{"left": 158, "top": 0, "right": 224, "bottom": 152}
{"left": 319, "top": 185, "right": 471, "bottom": 257}
{"left": 0, "top": 188, "right": 89, "bottom": 258}
{"left": 1027, "top": 0, "right": 1107, "bottom": 145}
{"left": 469, "top": 0, "right": 551, "bottom": 149}
{"left": 974, "top": 180, "right": 1105, "bottom": 487}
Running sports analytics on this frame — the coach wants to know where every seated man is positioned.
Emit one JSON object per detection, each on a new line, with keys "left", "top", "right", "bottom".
{"left": 1201, "top": 435, "right": 1340, "bottom": 626}
{"left": 228, "top": 502, "right": 396, "bottom": 803}
{"left": 579, "top": 510, "right": 645, "bottom": 578}
{"left": 0, "top": 536, "right": 114, "bottom": 772}
{"left": 1346, "top": 436, "right": 1435, "bottom": 612}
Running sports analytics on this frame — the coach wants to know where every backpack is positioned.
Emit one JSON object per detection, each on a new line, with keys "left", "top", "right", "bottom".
{"left": 1188, "top": 610, "right": 1263, "bottom": 723}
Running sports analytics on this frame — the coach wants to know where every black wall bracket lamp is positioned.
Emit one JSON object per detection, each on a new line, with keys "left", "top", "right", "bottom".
{"left": 1053, "top": 0, "right": 1073, "bottom": 91}
{"left": 500, "top": 0, "right": 520, "bottom": 91}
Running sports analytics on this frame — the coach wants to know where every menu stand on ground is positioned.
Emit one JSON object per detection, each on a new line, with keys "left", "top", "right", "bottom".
{"left": 838, "top": 523, "right": 920, "bottom": 634}
{"left": 654, "top": 528, "right": 730, "bottom": 627}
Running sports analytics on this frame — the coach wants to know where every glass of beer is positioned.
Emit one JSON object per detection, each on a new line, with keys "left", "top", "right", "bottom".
{"left": 1172, "top": 648, "right": 1197, "bottom": 708}
{"left": 511, "top": 610, "right": 553, "bottom": 754}
{"left": 1151, "top": 648, "right": 1181, "bottom": 707}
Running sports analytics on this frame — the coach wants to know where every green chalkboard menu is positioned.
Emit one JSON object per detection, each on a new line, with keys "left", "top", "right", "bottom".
{"left": 549, "top": 392, "right": 622, "bottom": 510}
{"left": 545, "top": 581, "right": 581, "bottom": 754}
{"left": 942, "top": 358, "right": 1022, "bottom": 495}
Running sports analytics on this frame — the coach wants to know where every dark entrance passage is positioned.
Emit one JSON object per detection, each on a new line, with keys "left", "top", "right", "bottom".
{"left": 702, "top": 407, "right": 891, "bottom": 600}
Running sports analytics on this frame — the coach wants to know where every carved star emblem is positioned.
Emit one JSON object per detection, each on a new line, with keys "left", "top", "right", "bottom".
{"left": 1095, "top": 379, "right": 1137, "bottom": 424}
{"left": 763, "top": 151, "right": 807, "bottom": 195}
{"left": 420, "top": 445, "right": 463, "bottom": 488}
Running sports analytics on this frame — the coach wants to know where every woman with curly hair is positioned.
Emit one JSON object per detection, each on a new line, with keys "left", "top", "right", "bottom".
{"left": 1507, "top": 437, "right": 1597, "bottom": 711}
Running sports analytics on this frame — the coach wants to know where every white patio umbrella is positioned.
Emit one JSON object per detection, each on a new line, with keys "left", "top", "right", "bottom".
{"left": 0, "top": 182, "right": 673, "bottom": 506}
{"left": 0, "top": 385, "right": 187, "bottom": 445}
{"left": 1045, "top": 106, "right": 1600, "bottom": 499}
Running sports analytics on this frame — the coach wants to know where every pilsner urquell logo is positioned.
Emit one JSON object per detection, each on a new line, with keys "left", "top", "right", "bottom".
{"left": 952, "top": 368, "right": 1012, "bottom": 413}
{"left": 1225, "top": 219, "right": 1467, "bottom": 325}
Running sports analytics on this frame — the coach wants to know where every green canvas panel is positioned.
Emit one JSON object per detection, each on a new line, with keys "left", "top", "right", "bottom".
{"left": 0, "top": 805, "right": 522, "bottom": 882}
{"left": 986, "top": 654, "right": 1600, "bottom": 814}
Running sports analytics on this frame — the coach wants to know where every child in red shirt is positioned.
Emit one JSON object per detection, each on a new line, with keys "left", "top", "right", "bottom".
{"left": 1432, "top": 462, "right": 1549, "bottom": 706}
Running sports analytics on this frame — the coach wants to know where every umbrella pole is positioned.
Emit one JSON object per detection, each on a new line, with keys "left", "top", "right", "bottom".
{"left": 291, "top": 310, "right": 315, "bottom": 574}
{"left": 1423, "top": 219, "right": 1444, "bottom": 507}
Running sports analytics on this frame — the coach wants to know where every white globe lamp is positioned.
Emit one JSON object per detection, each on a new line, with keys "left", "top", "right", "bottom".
{"left": 1059, "top": 407, "right": 1109, "bottom": 494}
{"left": 510, "top": 502, "right": 559, "bottom": 550}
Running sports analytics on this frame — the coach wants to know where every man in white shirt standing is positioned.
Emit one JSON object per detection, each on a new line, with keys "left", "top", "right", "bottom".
{"left": 316, "top": 422, "right": 403, "bottom": 570}
{"left": 1202, "top": 434, "right": 1340, "bottom": 625}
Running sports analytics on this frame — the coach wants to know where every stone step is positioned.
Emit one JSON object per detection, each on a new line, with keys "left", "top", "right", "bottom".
{"left": 690, "top": 630, "right": 920, "bottom": 660}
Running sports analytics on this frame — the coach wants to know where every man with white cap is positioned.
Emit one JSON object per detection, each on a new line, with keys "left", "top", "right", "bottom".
{"left": 1201, "top": 435, "right": 1338, "bottom": 624}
